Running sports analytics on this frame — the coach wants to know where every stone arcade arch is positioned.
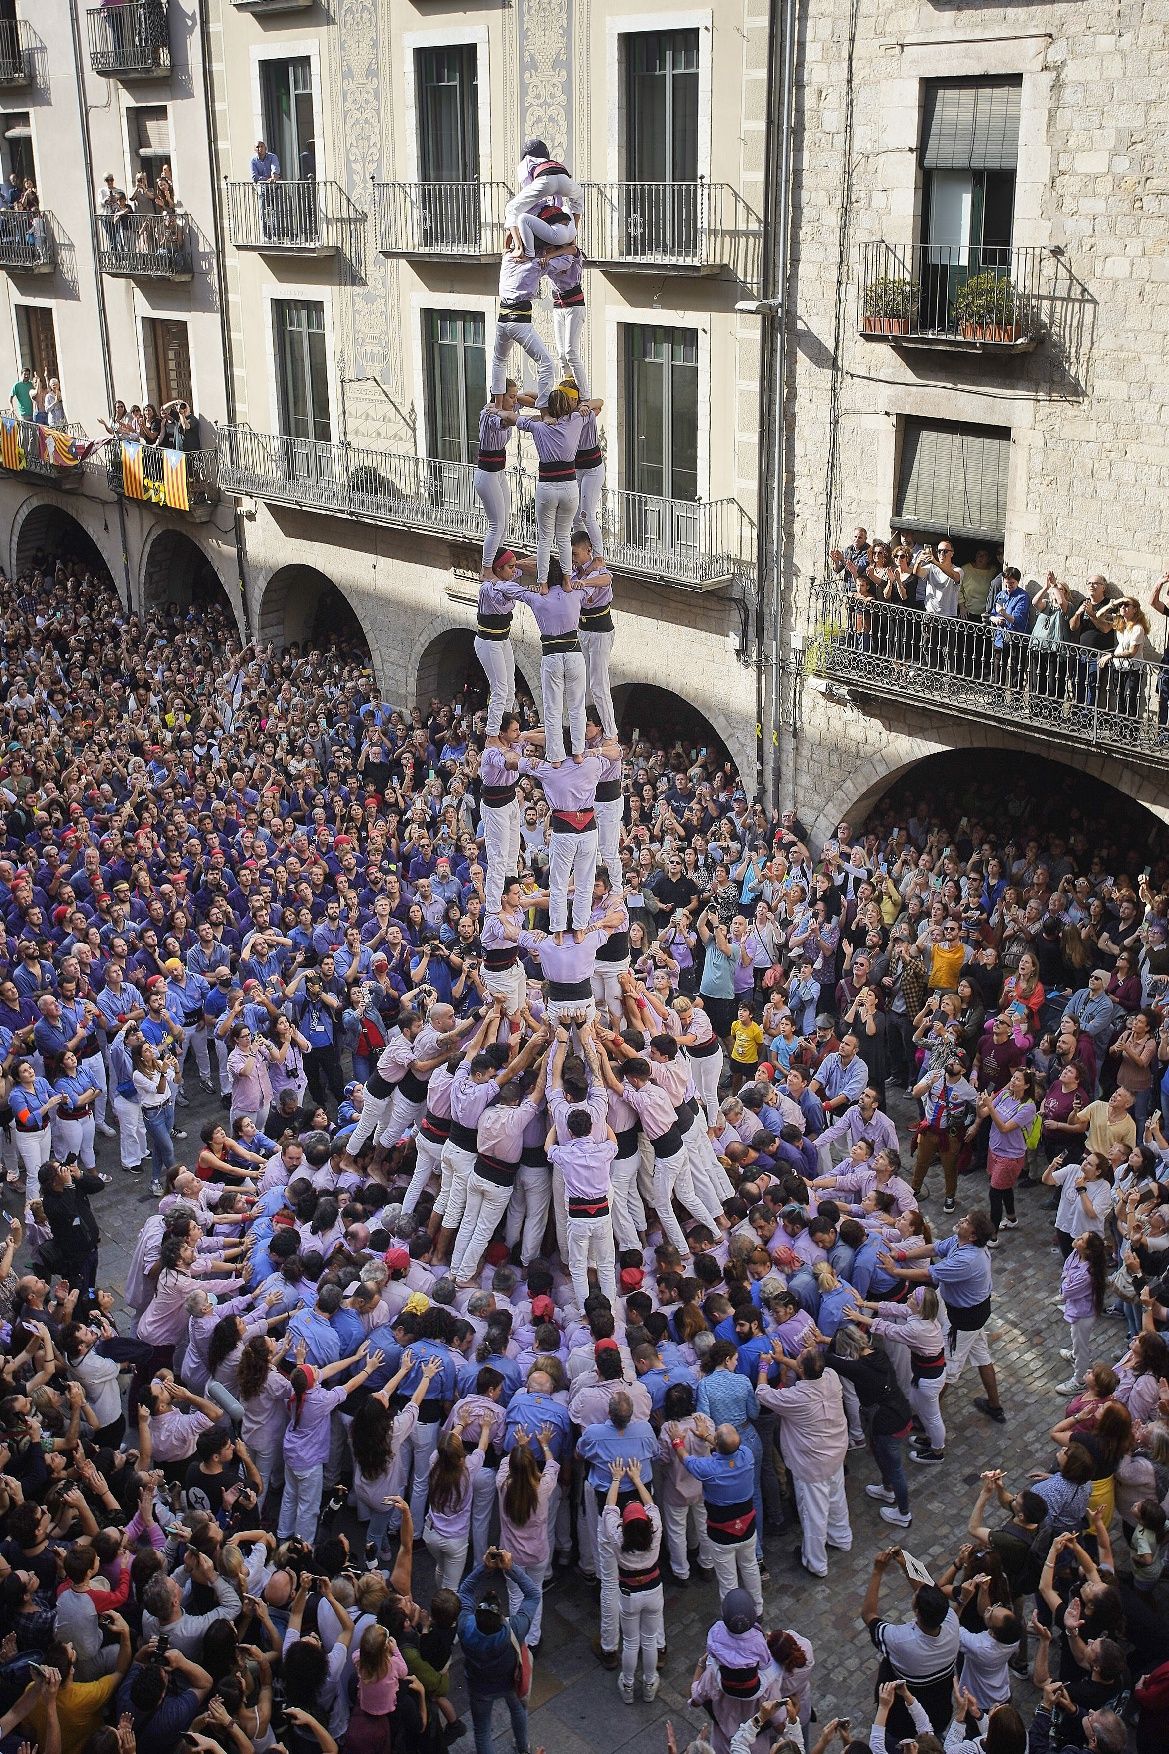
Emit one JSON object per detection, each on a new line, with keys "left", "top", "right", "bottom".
{"left": 257, "top": 565, "right": 371, "bottom": 661}
{"left": 140, "top": 528, "right": 243, "bottom": 636}
{"left": 414, "top": 628, "right": 540, "bottom": 716}
{"left": 11, "top": 499, "right": 122, "bottom": 595}
{"left": 611, "top": 681, "right": 741, "bottom": 774}
{"left": 807, "top": 737, "right": 1169, "bottom": 849}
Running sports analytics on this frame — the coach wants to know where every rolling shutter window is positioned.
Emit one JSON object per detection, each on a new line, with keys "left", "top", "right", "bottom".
{"left": 921, "top": 81, "right": 1021, "bottom": 171}
{"left": 896, "top": 420, "right": 1010, "bottom": 540}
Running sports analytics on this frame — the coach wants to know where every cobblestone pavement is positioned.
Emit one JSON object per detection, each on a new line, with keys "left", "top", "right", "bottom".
{"left": 6, "top": 1083, "right": 1080, "bottom": 1753}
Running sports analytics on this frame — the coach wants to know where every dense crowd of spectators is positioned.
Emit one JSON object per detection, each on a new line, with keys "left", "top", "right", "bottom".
{"left": 1, "top": 553, "right": 1169, "bottom": 1754}
{"left": 830, "top": 527, "right": 1169, "bottom": 724}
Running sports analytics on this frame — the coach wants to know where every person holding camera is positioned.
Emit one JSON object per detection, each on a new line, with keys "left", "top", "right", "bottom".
{"left": 131, "top": 1037, "right": 180, "bottom": 1197}
{"left": 456, "top": 1546, "right": 541, "bottom": 1754}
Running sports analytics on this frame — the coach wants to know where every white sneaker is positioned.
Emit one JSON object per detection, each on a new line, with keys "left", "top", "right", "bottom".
{"left": 96, "top": 1122, "right": 117, "bottom": 1139}
{"left": 642, "top": 1674, "right": 660, "bottom": 1703}
{"left": 1059, "top": 1348, "right": 1073, "bottom": 1361}
{"left": 864, "top": 1484, "right": 896, "bottom": 1504}
{"left": 1000, "top": 1215, "right": 1019, "bottom": 1229}
{"left": 617, "top": 1678, "right": 635, "bottom": 1704}
{"left": 880, "top": 1506, "right": 913, "bottom": 1527}
{"left": 1054, "top": 1378, "right": 1079, "bottom": 1394}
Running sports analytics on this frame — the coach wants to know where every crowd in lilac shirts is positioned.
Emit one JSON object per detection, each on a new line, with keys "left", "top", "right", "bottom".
{"left": 2, "top": 554, "right": 1169, "bottom": 1754}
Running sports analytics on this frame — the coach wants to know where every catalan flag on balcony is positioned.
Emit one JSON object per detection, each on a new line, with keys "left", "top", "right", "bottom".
{"left": 39, "top": 427, "right": 100, "bottom": 468}
{"left": 0, "top": 414, "right": 26, "bottom": 473}
{"left": 119, "top": 440, "right": 190, "bottom": 512}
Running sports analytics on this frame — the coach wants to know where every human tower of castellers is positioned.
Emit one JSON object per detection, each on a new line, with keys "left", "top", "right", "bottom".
{"left": 353, "top": 140, "right": 730, "bottom": 1319}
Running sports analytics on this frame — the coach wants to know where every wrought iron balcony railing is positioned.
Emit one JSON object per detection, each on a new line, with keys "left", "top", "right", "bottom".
{"left": 96, "top": 211, "right": 192, "bottom": 279}
{"left": 86, "top": 1, "right": 170, "bottom": 78}
{"left": 580, "top": 181, "right": 762, "bottom": 283}
{"left": 372, "top": 181, "right": 512, "bottom": 259}
{"left": 217, "top": 425, "right": 753, "bottom": 589}
{"left": 0, "top": 17, "right": 34, "bottom": 85}
{"left": 0, "top": 207, "right": 55, "bottom": 271}
{"left": 0, "top": 420, "right": 90, "bottom": 487}
{"left": 226, "top": 179, "right": 359, "bottom": 254}
{"left": 858, "top": 242, "right": 1053, "bottom": 351}
{"left": 106, "top": 442, "right": 219, "bottom": 518}
{"left": 808, "top": 583, "right": 1169, "bottom": 767}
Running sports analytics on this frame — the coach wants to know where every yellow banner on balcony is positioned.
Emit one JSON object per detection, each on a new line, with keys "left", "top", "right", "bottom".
{"left": 119, "top": 440, "right": 189, "bottom": 512}
{"left": 0, "top": 415, "right": 26, "bottom": 473}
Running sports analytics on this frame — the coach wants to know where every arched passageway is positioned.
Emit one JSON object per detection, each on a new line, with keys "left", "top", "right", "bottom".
{"left": 859, "top": 749, "right": 1169, "bottom": 878}
{"left": 612, "top": 682, "right": 738, "bottom": 775}
{"left": 415, "top": 629, "right": 538, "bottom": 717}
{"left": 13, "top": 503, "right": 113, "bottom": 583}
{"left": 142, "top": 529, "right": 237, "bottom": 625}
{"left": 258, "top": 566, "right": 371, "bottom": 661}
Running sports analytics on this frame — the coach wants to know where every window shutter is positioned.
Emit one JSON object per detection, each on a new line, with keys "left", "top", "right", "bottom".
{"left": 896, "top": 420, "right": 1010, "bottom": 539}
{"left": 921, "top": 81, "right": 1021, "bottom": 171}
{"left": 132, "top": 106, "right": 171, "bottom": 155}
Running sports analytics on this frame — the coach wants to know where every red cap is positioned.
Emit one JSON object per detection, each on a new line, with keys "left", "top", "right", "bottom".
{"left": 383, "top": 1247, "right": 410, "bottom": 1273}
{"left": 621, "top": 1501, "right": 649, "bottom": 1526}
{"left": 529, "top": 1295, "right": 555, "bottom": 1322}
{"left": 594, "top": 1337, "right": 620, "bottom": 1357}
{"left": 485, "top": 1240, "right": 510, "bottom": 1267}
{"left": 618, "top": 1267, "right": 644, "bottom": 1291}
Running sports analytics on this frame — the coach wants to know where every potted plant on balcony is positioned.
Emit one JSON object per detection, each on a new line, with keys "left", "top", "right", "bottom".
{"left": 861, "top": 275, "right": 917, "bottom": 337}
{"left": 952, "top": 271, "right": 1039, "bottom": 344}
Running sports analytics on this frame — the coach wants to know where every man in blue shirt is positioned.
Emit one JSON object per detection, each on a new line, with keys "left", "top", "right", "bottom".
{"left": 674, "top": 1421, "right": 763, "bottom": 1616}
{"left": 287, "top": 1283, "right": 343, "bottom": 1368}
{"left": 878, "top": 1207, "right": 1003, "bottom": 1426}
{"left": 576, "top": 1391, "right": 659, "bottom": 1665}
{"left": 811, "top": 1033, "right": 869, "bottom": 1117}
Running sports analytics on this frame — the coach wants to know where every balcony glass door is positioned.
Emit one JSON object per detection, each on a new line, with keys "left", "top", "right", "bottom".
{"left": 416, "top": 46, "right": 479, "bottom": 250}
{"left": 624, "top": 324, "right": 698, "bottom": 554}
{"left": 260, "top": 57, "right": 317, "bottom": 241}
{"left": 274, "top": 299, "right": 330, "bottom": 503}
{"left": 425, "top": 310, "right": 485, "bottom": 513}
{"left": 919, "top": 79, "right": 1019, "bottom": 330}
{"left": 624, "top": 30, "right": 699, "bottom": 258}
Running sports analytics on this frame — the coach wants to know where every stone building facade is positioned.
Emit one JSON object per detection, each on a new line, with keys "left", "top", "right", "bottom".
{"left": 0, "top": 0, "right": 1165, "bottom": 826}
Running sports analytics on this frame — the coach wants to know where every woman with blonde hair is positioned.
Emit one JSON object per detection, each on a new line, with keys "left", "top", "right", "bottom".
{"left": 1099, "top": 595, "right": 1153, "bottom": 717}
{"left": 354, "top": 1621, "right": 409, "bottom": 1719}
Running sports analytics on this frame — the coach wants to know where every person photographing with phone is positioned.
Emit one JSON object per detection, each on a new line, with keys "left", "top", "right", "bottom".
{"left": 456, "top": 1544, "right": 541, "bottom": 1754}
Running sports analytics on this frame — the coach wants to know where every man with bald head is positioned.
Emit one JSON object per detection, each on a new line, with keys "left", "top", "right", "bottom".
{"left": 576, "top": 1389, "right": 659, "bottom": 1668}
{"left": 672, "top": 1418, "right": 763, "bottom": 1615}
{"left": 377, "top": 1001, "right": 481, "bottom": 1148}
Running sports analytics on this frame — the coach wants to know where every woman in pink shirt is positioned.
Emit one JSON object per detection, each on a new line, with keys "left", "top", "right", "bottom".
{"left": 495, "top": 1426, "right": 559, "bottom": 1648}
{"left": 423, "top": 1420, "right": 493, "bottom": 1589}
{"left": 136, "top": 1234, "right": 243, "bottom": 1357}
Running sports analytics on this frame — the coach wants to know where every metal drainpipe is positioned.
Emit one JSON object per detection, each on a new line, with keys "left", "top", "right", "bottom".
{"left": 66, "top": 0, "right": 131, "bottom": 605}
{"left": 196, "top": 0, "right": 250, "bottom": 634}
{"left": 768, "top": 0, "right": 796, "bottom": 803}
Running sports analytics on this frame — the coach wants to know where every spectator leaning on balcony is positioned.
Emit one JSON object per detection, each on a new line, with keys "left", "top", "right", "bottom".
{"left": 988, "top": 567, "right": 1032, "bottom": 689}
{"left": 250, "top": 139, "right": 280, "bottom": 182}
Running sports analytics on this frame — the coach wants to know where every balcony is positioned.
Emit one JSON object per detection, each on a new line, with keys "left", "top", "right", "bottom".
{"left": 97, "top": 211, "right": 192, "bottom": 280}
{"left": 106, "top": 441, "right": 219, "bottom": 520}
{"left": 86, "top": 1, "right": 170, "bottom": 78}
{"left": 808, "top": 583, "right": 1169, "bottom": 769}
{"left": 0, "top": 420, "right": 90, "bottom": 490}
{"left": 580, "top": 181, "right": 762, "bottom": 282}
{"left": 0, "top": 207, "right": 55, "bottom": 272}
{"left": 226, "top": 179, "right": 360, "bottom": 255}
{"left": 858, "top": 242, "right": 1051, "bottom": 353}
{"left": 217, "top": 425, "right": 754, "bottom": 589}
{"left": 373, "top": 181, "right": 511, "bottom": 260}
{"left": 231, "top": 0, "right": 315, "bottom": 10}
{"left": 0, "top": 18, "right": 34, "bottom": 85}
